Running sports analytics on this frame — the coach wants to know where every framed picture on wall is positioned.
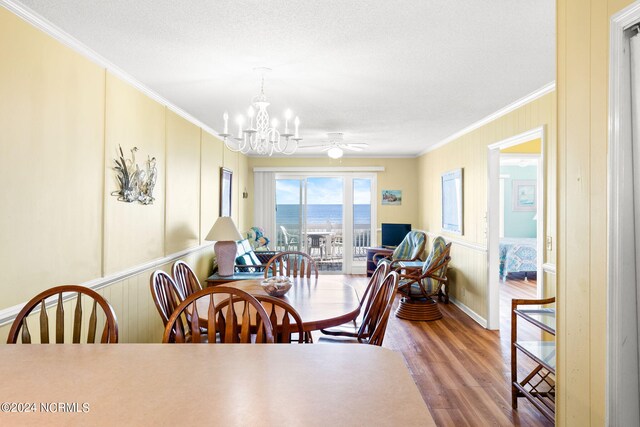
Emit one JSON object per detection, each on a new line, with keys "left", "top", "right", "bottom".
{"left": 512, "top": 180, "right": 536, "bottom": 211}
{"left": 220, "top": 167, "right": 232, "bottom": 217}
{"left": 441, "top": 168, "right": 463, "bottom": 235}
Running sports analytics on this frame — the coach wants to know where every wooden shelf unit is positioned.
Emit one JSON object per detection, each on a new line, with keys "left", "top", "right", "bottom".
{"left": 511, "top": 297, "right": 556, "bottom": 422}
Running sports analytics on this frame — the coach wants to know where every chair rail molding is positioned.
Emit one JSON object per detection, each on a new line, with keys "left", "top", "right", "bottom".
{"left": 425, "top": 231, "right": 487, "bottom": 253}
{"left": 542, "top": 263, "right": 556, "bottom": 274}
{"left": 0, "top": 243, "right": 214, "bottom": 327}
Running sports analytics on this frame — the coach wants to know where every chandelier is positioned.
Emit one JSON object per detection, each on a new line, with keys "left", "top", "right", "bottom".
{"left": 219, "top": 68, "right": 302, "bottom": 156}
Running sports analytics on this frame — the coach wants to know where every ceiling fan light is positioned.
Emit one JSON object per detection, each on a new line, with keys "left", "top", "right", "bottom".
{"left": 327, "top": 147, "right": 344, "bottom": 159}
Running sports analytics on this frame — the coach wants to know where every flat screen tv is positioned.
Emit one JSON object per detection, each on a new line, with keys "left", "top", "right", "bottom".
{"left": 381, "top": 223, "right": 411, "bottom": 248}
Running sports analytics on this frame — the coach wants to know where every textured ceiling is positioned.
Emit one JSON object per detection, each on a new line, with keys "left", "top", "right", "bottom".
{"left": 17, "top": 0, "right": 555, "bottom": 157}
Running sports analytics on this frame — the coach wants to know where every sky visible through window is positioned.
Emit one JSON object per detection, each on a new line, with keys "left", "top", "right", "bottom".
{"left": 276, "top": 178, "right": 371, "bottom": 204}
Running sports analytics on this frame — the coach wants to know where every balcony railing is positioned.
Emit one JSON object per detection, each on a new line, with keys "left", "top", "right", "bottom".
{"left": 276, "top": 223, "right": 371, "bottom": 261}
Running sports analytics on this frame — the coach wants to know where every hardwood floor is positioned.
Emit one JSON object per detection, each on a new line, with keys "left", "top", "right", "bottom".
{"left": 331, "top": 275, "right": 553, "bottom": 427}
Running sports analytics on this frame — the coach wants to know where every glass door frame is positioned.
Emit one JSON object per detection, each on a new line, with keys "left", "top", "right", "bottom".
{"left": 275, "top": 172, "right": 377, "bottom": 274}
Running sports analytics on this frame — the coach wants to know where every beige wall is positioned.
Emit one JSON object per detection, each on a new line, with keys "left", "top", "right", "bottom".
{"left": 556, "top": 0, "right": 633, "bottom": 424}
{"left": 0, "top": 8, "right": 249, "bottom": 342}
{"left": 247, "top": 157, "right": 420, "bottom": 240}
{"left": 416, "top": 92, "right": 557, "bottom": 318}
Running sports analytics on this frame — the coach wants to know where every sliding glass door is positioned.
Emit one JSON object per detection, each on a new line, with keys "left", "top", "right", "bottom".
{"left": 275, "top": 173, "right": 375, "bottom": 274}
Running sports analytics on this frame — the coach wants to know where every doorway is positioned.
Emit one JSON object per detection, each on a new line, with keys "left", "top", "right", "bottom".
{"left": 274, "top": 173, "right": 376, "bottom": 274}
{"left": 487, "top": 126, "right": 545, "bottom": 330}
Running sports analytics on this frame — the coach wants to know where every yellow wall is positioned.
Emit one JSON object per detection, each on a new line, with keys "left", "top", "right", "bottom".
{"left": 500, "top": 137, "right": 542, "bottom": 153}
{"left": 556, "top": 0, "right": 633, "bottom": 424}
{"left": 416, "top": 92, "right": 556, "bottom": 319}
{"left": 247, "top": 157, "right": 420, "bottom": 241}
{"left": 0, "top": 7, "right": 249, "bottom": 342}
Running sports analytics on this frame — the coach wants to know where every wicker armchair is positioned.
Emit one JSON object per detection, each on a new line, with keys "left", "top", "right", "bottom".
{"left": 395, "top": 236, "right": 451, "bottom": 321}
{"left": 372, "top": 230, "right": 426, "bottom": 269}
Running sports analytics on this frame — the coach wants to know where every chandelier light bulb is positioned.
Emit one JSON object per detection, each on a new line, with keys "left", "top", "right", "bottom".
{"left": 284, "top": 109, "right": 292, "bottom": 134}
{"left": 236, "top": 115, "right": 244, "bottom": 138}
{"left": 222, "top": 111, "right": 229, "bottom": 134}
{"left": 327, "top": 147, "right": 343, "bottom": 159}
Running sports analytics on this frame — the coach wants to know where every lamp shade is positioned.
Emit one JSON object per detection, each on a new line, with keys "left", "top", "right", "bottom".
{"left": 205, "top": 216, "right": 243, "bottom": 241}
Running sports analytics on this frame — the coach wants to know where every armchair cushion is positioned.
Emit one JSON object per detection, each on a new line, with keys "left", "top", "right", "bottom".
{"left": 235, "top": 239, "right": 279, "bottom": 273}
{"left": 392, "top": 230, "right": 426, "bottom": 261}
{"left": 418, "top": 236, "right": 449, "bottom": 294}
{"left": 398, "top": 236, "right": 451, "bottom": 299}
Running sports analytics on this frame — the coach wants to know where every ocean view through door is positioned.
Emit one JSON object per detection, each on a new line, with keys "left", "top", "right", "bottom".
{"left": 275, "top": 174, "right": 374, "bottom": 273}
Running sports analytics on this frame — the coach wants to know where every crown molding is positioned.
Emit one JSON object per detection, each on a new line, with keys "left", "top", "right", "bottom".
{"left": 419, "top": 82, "right": 556, "bottom": 156}
{"left": 0, "top": 0, "right": 224, "bottom": 141}
{"left": 253, "top": 166, "right": 385, "bottom": 172}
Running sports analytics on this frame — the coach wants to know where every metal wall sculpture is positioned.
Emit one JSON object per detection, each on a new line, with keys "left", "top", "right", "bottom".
{"left": 111, "top": 145, "right": 157, "bottom": 205}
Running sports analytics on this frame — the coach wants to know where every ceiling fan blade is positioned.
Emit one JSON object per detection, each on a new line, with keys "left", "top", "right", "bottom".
{"left": 297, "top": 144, "right": 329, "bottom": 149}
{"left": 345, "top": 143, "right": 369, "bottom": 148}
{"left": 343, "top": 146, "right": 364, "bottom": 151}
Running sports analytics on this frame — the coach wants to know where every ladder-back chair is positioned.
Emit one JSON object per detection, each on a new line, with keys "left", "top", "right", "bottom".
{"left": 264, "top": 251, "right": 319, "bottom": 279}
{"left": 162, "top": 286, "right": 275, "bottom": 344}
{"left": 7, "top": 285, "right": 118, "bottom": 344}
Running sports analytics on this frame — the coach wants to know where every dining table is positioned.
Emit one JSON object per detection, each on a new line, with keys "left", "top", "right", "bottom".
{"left": 302, "top": 230, "right": 335, "bottom": 259}
{"left": 198, "top": 275, "right": 361, "bottom": 333}
{"left": 0, "top": 344, "right": 436, "bottom": 426}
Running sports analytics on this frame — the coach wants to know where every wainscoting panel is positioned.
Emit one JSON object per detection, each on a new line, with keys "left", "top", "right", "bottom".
{"left": 446, "top": 242, "right": 488, "bottom": 321}
{"left": 0, "top": 246, "right": 215, "bottom": 344}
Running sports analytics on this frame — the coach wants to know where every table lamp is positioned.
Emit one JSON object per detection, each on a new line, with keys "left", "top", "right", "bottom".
{"left": 205, "top": 216, "right": 243, "bottom": 277}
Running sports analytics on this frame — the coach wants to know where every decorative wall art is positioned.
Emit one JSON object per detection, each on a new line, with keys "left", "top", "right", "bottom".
{"left": 111, "top": 145, "right": 157, "bottom": 205}
{"left": 441, "top": 168, "right": 463, "bottom": 235}
{"left": 512, "top": 180, "right": 536, "bottom": 211}
{"left": 220, "top": 167, "right": 233, "bottom": 216}
{"left": 381, "top": 190, "right": 402, "bottom": 205}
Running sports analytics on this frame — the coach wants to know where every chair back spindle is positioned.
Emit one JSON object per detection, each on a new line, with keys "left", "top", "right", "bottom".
{"left": 172, "top": 260, "right": 203, "bottom": 298}
{"left": 150, "top": 271, "right": 185, "bottom": 326}
{"left": 255, "top": 295, "right": 305, "bottom": 343}
{"left": 265, "top": 251, "right": 319, "bottom": 279}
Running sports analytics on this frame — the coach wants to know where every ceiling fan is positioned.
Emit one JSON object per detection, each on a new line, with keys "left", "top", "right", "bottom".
{"left": 298, "top": 133, "right": 369, "bottom": 158}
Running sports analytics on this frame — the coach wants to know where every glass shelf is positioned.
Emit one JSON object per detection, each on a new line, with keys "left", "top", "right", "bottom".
{"left": 515, "top": 308, "right": 555, "bottom": 335}
{"left": 515, "top": 341, "right": 556, "bottom": 372}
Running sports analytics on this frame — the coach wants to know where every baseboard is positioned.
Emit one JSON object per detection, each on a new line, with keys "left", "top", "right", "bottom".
{"left": 449, "top": 296, "right": 488, "bottom": 328}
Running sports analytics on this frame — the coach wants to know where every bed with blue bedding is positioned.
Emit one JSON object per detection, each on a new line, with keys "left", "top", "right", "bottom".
{"left": 499, "top": 237, "right": 537, "bottom": 280}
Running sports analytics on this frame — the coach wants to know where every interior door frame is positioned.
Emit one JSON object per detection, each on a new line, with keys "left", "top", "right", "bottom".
{"left": 608, "top": 4, "right": 640, "bottom": 425}
{"left": 274, "top": 172, "right": 377, "bottom": 274}
{"left": 486, "top": 125, "right": 546, "bottom": 330}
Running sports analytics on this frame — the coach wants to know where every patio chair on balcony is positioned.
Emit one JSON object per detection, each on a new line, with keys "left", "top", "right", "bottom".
{"left": 326, "top": 220, "right": 343, "bottom": 258}
{"left": 280, "top": 225, "right": 300, "bottom": 251}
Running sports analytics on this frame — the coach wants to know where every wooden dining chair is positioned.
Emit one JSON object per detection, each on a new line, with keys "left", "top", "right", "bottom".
{"left": 172, "top": 260, "right": 203, "bottom": 298}
{"left": 265, "top": 251, "right": 319, "bottom": 279}
{"left": 7, "top": 285, "right": 118, "bottom": 344}
{"left": 150, "top": 270, "right": 184, "bottom": 326}
{"left": 255, "top": 295, "right": 305, "bottom": 343}
{"left": 320, "top": 260, "right": 390, "bottom": 338}
{"left": 162, "top": 286, "right": 275, "bottom": 344}
{"left": 319, "top": 271, "right": 398, "bottom": 346}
